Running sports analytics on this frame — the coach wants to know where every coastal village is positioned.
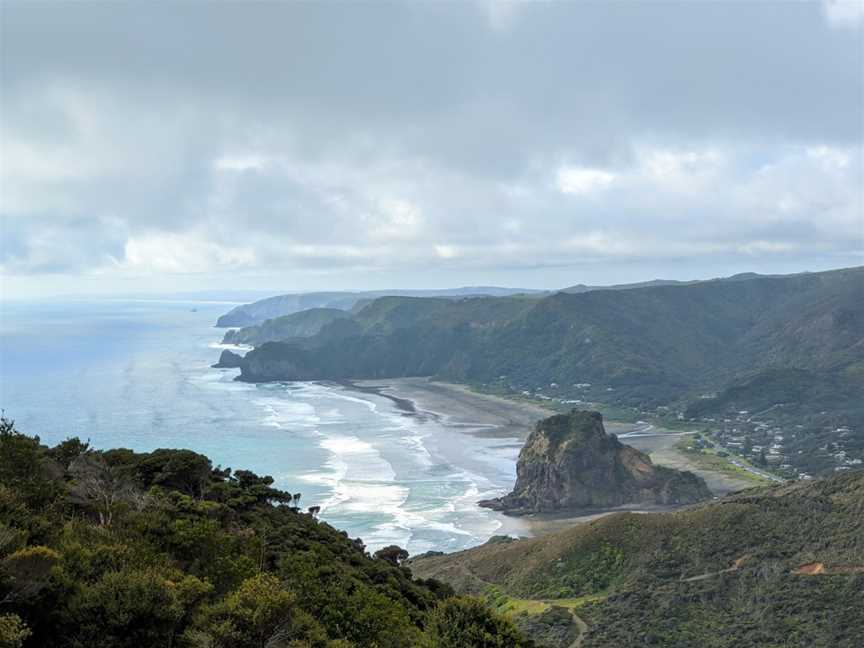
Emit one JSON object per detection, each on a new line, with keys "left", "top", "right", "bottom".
{"left": 691, "top": 413, "right": 861, "bottom": 481}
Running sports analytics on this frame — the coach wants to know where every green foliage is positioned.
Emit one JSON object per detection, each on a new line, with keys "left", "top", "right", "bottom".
{"left": 133, "top": 449, "right": 213, "bottom": 496}
{"left": 684, "top": 367, "right": 862, "bottom": 421}
{"left": 0, "top": 420, "right": 523, "bottom": 647}
{"left": 47, "top": 437, "right": 90, "bottom": 469}
{"left": 194, "top": 573, "right": 328, "bottom": 648}
{"left": 0, "top": 614, "right": 30, "bottom": 648}
{"left": 413, "top": 473, "right": 864, "bottom": 647}
{"left": 373, "top": 545, "right": 409, "bottom": 566}
{"left": 1, "top": 546, "right": 59, "bottom": 602}
{"left": 64, "top": 568, "right": 208, "bottom": 648}
{"left": 0, "top": 416, "right": 61, "bottom": 510}
{"left": 426, "top": 596, "right": 529, "bottom": 648}
{"left": 223, "top": 308, "right": 350, "bottom": 346}
{"left": 527, "top": 542, "right": 625, "bottom": 599}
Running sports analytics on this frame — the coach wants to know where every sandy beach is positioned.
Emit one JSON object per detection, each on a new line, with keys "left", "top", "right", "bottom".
{"left": 353, "top": 377, "right": 756, "bottom": 539}
{"left": 353, "top": 377, "right": 552, "bottom": 439}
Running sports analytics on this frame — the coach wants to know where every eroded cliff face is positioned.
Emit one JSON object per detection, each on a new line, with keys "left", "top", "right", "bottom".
{"left": 480, "top": 410, "right": 711, "bottom": 514}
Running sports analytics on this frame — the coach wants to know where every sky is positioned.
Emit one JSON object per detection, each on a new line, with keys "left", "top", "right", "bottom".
{"left": 1, "top": 1, "right": 863, "bottom": 299}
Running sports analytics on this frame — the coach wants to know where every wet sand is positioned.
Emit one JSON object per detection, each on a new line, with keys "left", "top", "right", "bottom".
{"left": 352, "top": 377, "right": 755, "bottom": 539}
{"left": 352, "top": 377, "right": 552, "bottom": 440}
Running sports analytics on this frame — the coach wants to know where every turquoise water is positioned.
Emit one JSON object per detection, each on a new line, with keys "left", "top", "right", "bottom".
{"left": 0, "top": 299, "right": 520, "bottom": 553}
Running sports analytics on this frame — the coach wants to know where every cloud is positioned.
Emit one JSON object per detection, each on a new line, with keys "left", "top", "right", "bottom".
{"left": 0, "top": 2, "right": 861, "bottom": 296}
{"left": 119, "top": 232, "right": 257, "bottom": 274}
{"left": 556, "top": 168, "right": 616, "bottom": 196}
{"left": 214, "top": 155, "right": 273, "bottom": 173}
{"left": 823, "top": 0, "right": 864, "bottom": 28}
{"left": 477, "top": 0, "right": 524, "bottom": 34}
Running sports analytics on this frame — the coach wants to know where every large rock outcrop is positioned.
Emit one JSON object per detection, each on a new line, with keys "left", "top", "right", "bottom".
{"left": 211, "top": 349, "right": 246, "bottom": 369}
{"left": 479, "top": 410, "right": 711, "bottom": 514}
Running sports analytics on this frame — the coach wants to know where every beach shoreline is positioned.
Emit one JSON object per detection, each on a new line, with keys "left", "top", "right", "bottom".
{"left": 346, "top": 377, "right": 757, "bottom": 540}
{"left": 351, "top": 377, "right": 553, "bottom": 440}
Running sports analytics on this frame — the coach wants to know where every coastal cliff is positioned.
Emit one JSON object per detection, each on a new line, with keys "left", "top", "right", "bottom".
{"left": 480, "top": 410, "right": 711, "bottom": 514}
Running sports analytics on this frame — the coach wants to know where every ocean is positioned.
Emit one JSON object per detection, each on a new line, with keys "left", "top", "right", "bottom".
{"left": 0, "top": 299, "right": 521, "bottom": 554}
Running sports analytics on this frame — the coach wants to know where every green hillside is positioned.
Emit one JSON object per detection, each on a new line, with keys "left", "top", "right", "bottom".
{"left": 236, "top": 269, "right": 863, "bottom": 461}
{"left": 410, "top": 473, "right": 864, "bottom": 647}
{"left": 216, "top": 288, "right": 542, "bottom": 327}
{"left": 0, "top": 418, "right": 528, "bottom": 648}
{"left": 222, "top": 308, "right": 350, "bottom": 346}
{"left": 241, "top": 267, "right": 862, "bottom": 391}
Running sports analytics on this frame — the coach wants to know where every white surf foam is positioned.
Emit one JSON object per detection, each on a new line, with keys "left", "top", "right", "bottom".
{"left": 296, "top": 383, "right": 380, "bottom": 414}
{"left": 208, "top": 342, "right": 254, "bottom": 352}
{"left": 253, "top": 397, "right": 320, "bottom": 431}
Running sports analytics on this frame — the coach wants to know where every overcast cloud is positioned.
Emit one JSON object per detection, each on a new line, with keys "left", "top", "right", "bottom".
{"left": 1, "top": 1, "right": 862, "bottom": 297}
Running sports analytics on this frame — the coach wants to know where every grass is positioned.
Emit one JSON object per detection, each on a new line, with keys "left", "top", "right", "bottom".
{"left": 674, "top": 436, "right": 771, "bottom": 485}
{"left": 488, "top": 591, "right": 608, "bottom": 617}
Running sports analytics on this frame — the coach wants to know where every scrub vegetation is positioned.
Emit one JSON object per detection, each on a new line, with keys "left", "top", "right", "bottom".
{"left": 0, "top": 417, "right": 529, "bottom": 648}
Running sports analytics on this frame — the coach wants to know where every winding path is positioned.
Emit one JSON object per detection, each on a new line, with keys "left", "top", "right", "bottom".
{"left": 444, "top": 561, "right": 589, "bottom": 648}
{"left": 566, "top": 608, "right": 588, "bottom": 648}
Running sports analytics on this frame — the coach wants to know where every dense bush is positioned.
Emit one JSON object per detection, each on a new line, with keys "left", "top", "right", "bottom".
{"left": 0, "top": 417, "right": 530, "bottom": 647}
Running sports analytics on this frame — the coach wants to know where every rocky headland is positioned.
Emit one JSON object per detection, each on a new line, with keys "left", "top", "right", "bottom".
{"left": 479, "top": 410, "right": 712, "bottom": 514}
{"left": 211, "top": 349, "right": 246, "bottom": 369}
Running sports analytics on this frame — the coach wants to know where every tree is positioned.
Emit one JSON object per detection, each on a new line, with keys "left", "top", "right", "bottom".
{"left": 0, "top": 416, "right": 60, "bottom": 508}
{"left": 68, "top": 453, "right": 140, "bottom": 526}
{"left": 63, "top": 568, "right": 209, "bottom": 648}
{"left": 374, "top": 545, "right": 409, "bottom": 567}
{"left": 426, "top": 597, "right": 528, "bottom": 648}
{"left": 48, "top": 437, "right": 90, "bottom": 469}
{"left": 229, "top": 471, "right": 293, "bottom": 507}
{"left": 0, "top": 614, "right": 30, "bottom": 648}
{"left": 135, "top": 449, "right": 213, "bottom": 497}
{"left": 199, "top": 573, "right": 327, "bottom": 648}
{"left": 1, "top": 546, "right": 59, "bottom": 603}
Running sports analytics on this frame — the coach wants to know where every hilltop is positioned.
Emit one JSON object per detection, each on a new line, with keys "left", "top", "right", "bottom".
{"left": 216, "top": 271, "right": 810, "bottom": 336}
{"left": 215, "top": 287, "right": 542, "bottom": 327}
{"left": 410, "top": 472, "right": 864, "bottom": 647}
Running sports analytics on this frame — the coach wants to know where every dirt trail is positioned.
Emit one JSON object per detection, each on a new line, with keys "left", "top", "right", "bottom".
{"left": 442, "top": 560, "right": 589, "bottom": 648}
{"left": 792, "top": 562, "right": 864, "bottom": 575}
{"left": 793, "top": 562, "right": 826, "bottom": 575}
{"left": 567, "top": 608, "right": 588, "bottom": 648}
{"left": 682, "top": 557, "right": 864, "bottom": 582}
{"left": 681, "top": 555, "right": 750, "bottom": 582}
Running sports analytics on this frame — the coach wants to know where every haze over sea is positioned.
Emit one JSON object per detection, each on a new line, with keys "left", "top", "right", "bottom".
{"left": 0, "top": 299, "right": 521, "bottom": 553}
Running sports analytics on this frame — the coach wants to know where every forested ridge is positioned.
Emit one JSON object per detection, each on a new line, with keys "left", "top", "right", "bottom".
{"left": 0, "top": 417, "right": 528, "bottom": 648}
